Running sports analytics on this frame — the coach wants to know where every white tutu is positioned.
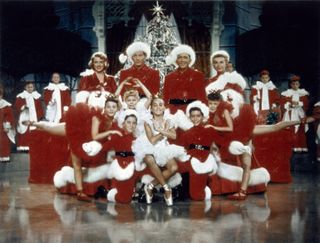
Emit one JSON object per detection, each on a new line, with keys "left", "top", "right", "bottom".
{"left": 132, "top": 117, "right": 189, "bottom": 169}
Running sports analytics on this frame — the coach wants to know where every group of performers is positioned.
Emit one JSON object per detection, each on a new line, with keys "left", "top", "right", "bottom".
{"left": 0, "top": 41, "right": 319, "bottom": 206}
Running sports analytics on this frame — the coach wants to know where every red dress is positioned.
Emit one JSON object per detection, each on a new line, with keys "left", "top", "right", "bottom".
{"left": 56, "top": 103, "right": 120, "bottom": 195}
{"left": 119, "top": 64, "right": 160, "bottom": 96}
{"left": 79, "top": 72, "right": 117, "bottom": 93}
{"left": 43, "top": 83, "right": 71, "bottom": 122}
{"left": 250, "top": 81, "right": 280, "bottom": 124}
{"left": 163, "top": 68, "right": 206, "bottom": 114}
{"left": 0, "top": 99, "right": 15, "bottom": 161}
{"left": 281, "top": 88, "right": 309, "bottom": 151}
{"left": 15, "top": 91, "right": 44, "bottom": 151}
{"left": 178, "top": 125, "right": 217, "bottom": 200}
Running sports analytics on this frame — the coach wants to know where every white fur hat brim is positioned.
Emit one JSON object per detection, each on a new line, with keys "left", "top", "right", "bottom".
{"left": 210, "top": 50, "right": 230, "bottom": 64}
{"left": 126, "top": 41, "right": 151, "bottom": 62}
{"left": 166, "top": 44, "right": 196, "bottom": 67}
{"left": 186, "top": 100, "right": 209, "bottom": 120}
{"left": 117, "top": 109, "right": 138, "bottom": 128}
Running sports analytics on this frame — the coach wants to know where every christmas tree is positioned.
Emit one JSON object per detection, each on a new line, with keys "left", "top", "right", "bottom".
{"left": 121, "top": 1, "right": 180, "bottom": 88}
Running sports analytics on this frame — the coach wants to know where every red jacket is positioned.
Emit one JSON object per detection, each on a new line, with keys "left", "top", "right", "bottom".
{"left": 79, "top": 73, "right": 117, "bottom": 93}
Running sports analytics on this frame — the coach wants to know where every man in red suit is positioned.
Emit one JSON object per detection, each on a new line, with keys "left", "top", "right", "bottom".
{"left": 15, "top": 81, "right": 44, "bottom": 151}
{"left": 281, "top": 75, "right": 309, "bottom": 152}
{"left": 250, "top": 70, "right": 280, "bottom": 124}
{"left": 77, "top": 52, "right": 117, "bottom": 108}
{"left": 119, "top": 41, "right": 160, "bottom": 96}
{"left": 43, "top": 73, "right": 71, "bottom": 123}
{"left": 0, "top": 85, "right": 15, "bottom": 162}
{"left": 163, "top": 44, "right": 206, "bottom": 115}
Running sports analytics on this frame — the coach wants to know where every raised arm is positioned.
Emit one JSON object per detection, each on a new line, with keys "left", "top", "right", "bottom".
{"left": 133, "top": 78, "right": 152, "bottom": 109}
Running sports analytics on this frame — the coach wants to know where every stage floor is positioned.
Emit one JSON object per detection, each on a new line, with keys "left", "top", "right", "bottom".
{"left": 0, "top": 170, "right": 319, "bottom": 243}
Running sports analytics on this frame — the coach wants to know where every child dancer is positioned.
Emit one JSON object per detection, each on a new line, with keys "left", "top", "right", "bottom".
{"left": 83, "top": 109, "right": 138, "bottom": 203}
{"left": 133, "top": 96, "right": 188, "bottom": 206}
{"left": 178, "top": 100, "right": 218, "bottom": 201}
{"left": 15, "top": 81, "right": 43, "bottom": 151}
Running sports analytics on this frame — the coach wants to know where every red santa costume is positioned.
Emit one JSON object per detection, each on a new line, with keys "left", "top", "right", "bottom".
{"left": 163, "top": 44, "right": 206, "bottom": 133}
{"left": 43, "top": 82, "right": 71, "bottom": 123}
{"left": 281, "top": 82, "right": 309, "bottom": 152}
{"left": 205, "top": 50, "right": 270, "bottom": 195}
{"left": 0, "top": 97, "right": 15, "bottom": 162}
{"left": 250, "top": 80, "right": 280, "bottom": 124}
{"left": 15, "top": 88, "right": 44, "bottom": 151}
{"left": 53, "top": 103, "right": 120, "bottom": 196}
{"left": 119, "top": 42, "right": 160, "bottom": 96}
{"left": 76, "top": 52, "right": 117, "bottom": 109}
{"left": 178, "top": 101, "right": 218, "bottom": 201}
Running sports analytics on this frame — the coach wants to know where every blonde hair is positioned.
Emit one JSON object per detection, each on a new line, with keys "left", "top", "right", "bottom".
{"left": 123, "top": 89, "right": 139, "bottom": 101}
{"left": 88, "top": 52, "right": 108, "bottom": 69}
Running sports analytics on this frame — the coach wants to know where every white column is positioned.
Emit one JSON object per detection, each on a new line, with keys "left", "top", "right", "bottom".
{"left": 210, "top": 1, "right": 224, "bottom": 77}
{"left": 92, "top": 0, "right": 106, "bottom": 53}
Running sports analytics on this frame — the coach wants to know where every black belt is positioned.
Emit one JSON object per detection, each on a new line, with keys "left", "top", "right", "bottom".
{"left": 189, "top": 144, "right": 210, "bottom": 151}
{"left": 169, "top": 98, "right": 196, "bottom": 105}
{"left": 115, "top": 151, "right": 135, "bottom": 157}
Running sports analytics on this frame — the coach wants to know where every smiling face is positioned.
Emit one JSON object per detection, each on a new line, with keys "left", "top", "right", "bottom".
{"left": 151, "top": 98, "right": 165, "bottom": 116}
{"left": 92, "top": 56, "right": 106, "bottom": 73}
{"left": 189, "top": 109, "right": 204, "bottom": 126}
{"left": 212, "top": 56, "right": 227, "bottom": 74}
{"left": 51, "top": 73, "right": 60, "bottom": 84}
{"left": 176, "top": 53, "right": 191, "bottom": 69}
{"left": 132, "top": 51, "right": 146, "bottom": 67}
{"left": 123, "top": 115, "right": 137, "bottom": 134}
{"left": 104, "top": 100, "right": 118, "bottom": 118}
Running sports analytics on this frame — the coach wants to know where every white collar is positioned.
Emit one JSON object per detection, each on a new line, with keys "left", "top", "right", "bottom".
{"left": 253, "top": 81, "right": 276, "bottom": 90}
{"left": 17, "top": 90, "right": 41, "bottom": 99}
{"left": 281, "top": 88, "right": 309, "bottom": 97}
{"left": 0, "top": 99, "right": 12, "bottom": 109}
{"left": 44, "top": 82, "right": 69, "bottom": 91}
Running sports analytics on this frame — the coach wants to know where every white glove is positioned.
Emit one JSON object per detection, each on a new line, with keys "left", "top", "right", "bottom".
{"left": 82, "top": 141, "right": 102, "bottom": 156}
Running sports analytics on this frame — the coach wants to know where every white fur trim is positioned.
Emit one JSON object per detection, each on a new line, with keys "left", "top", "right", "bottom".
{"left": 166, "top": 44, "right": 196, "bottom": 67}
{"left": 87, "top": 91, "right": 110, "bottom": 109}
{"left": 107, "top": 188, "right": 118, "bottom": 202}
{"left": 217, "top": 161, "right": 270, "bottom": 186}
{"left": 229, "top": 141, "right": 252, "bottom": 155}
{"left": 226, "top": 71, "right": 247, "bottom": 90}
{"left": 119, "top": 53, "right": 128, "bottom": 64}
{"left": 75, "top": 91, "right": 90, "bottom": 103}
{"left": 0, "top": 157, "right": 10, "bottom": 161}
{"left": 117, "top": 109, "right": 138, "bottom": 128}
{"left": 281, "top": 88, "right": 309, "bottom": 97}
{"left": 0, "top": 99, "right": 11, "bottom": 109}
{"left": 17, "top": 90, "right": 41, "bottom": 99}
{"left": 82, "top": 141, "right": 103, "bottom": 157}
{"left": 186, "top": 101, "right": 209, "bottom": 120}
{"left": 204, "top": 186, "right": 212, "bottom": 201}
{"left": 210, "top": 50, "right": 230, "bottom": 63}
{"left": 110, "top": 159, "right": 135, "bottom": 181}
{"left": 44, "top": 83, "right": 69, "bottom": 91}
{"left": 53, "top": 164, "right": 113, "bottom": 188}
{"left": 80, "top": 69, "right": 95, "bottom": 77}
{"left": 171, "top": 109, "right": 193, "bottom": 130}
{"left": 126, "top": 42, "right": 151, "bottom": 61}
{"left": 190, "top": 154, "right": 218, "bottom": 174}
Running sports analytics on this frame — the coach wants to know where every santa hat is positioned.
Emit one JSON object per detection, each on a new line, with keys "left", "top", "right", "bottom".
{"left": 186, "top": 100, "right": 209, "bottom": 120}
{"left": 119, "top": 41, "right": 151, "bottom": 64}
{"left": 118, "top": 109, "right": 138, "bottom": 128}
{"left": 165, "top": 44, "right": 196, "bottom": 67}
{"left": 210, "top": 50, "right": 230, "bottom": 64}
